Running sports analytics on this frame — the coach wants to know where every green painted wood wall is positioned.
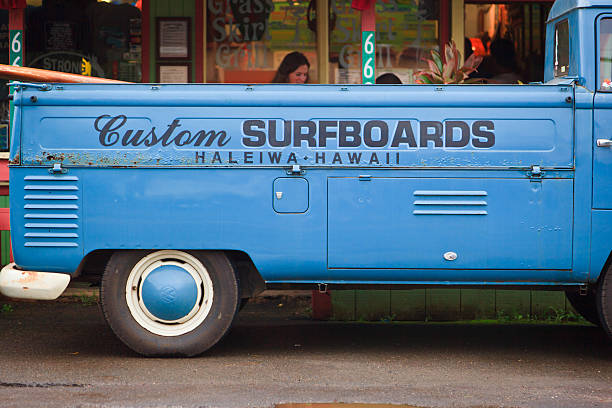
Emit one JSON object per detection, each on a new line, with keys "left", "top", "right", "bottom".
{"left": 149, "top": 0, "right": 197, "bottom": 82}
{"left": 331, "top": 289, "right": 575, "bottom": 322}
{"left": 0, "top": 195, "right": 10, "bottom": 266}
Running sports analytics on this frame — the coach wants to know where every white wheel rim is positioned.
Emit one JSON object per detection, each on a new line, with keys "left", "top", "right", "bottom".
{"left": 125, "top": 250, "right": 214, "bottom": 337}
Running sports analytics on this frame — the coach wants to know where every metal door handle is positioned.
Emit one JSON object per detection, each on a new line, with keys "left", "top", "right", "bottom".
{"left": 597, "top": 139, "right": 612, "bottom": 147}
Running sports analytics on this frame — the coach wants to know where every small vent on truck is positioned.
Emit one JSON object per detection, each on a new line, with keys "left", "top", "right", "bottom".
{"left": 23, "top": 175, "right": 80, "bottom": 248}
{"left": 413, "top": 190, "right": 488, "bottom": 215}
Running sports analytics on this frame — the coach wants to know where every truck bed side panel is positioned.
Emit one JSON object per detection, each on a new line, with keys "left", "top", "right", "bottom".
{"left": 10, "top": 84, "right": 579, "bottom": 284}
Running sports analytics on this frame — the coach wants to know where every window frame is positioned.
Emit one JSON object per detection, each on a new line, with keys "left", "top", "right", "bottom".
{"left": 597, "top": 15, "right": 612, "bottom": 91}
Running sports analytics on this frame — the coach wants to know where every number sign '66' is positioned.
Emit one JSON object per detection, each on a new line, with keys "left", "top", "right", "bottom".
{"left": 361, "top": 31, "right": 375, "bottom": 84}
{"left": 10, "top": 30, "right": 23, "bottom": 67}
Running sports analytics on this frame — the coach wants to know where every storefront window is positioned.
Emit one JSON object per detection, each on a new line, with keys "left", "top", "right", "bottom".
{"left": 330, "top": 0, "right": 439, "bottom": 84}
{"left": 599, "top": 18, "right": 612, "bottom": 89}
{"left": 25, "top": 0, "right": 142, "bottom": 82}
{"left": 465, "top": 3, "right": 552, "bottom": 84}
{"left": 206, "top": 0, "right": 318, "bottom": 83}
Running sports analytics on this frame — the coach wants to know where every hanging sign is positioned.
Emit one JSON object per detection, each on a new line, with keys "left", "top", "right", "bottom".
{"left": 361, "top": 31, "right": 375, "bottom": 84}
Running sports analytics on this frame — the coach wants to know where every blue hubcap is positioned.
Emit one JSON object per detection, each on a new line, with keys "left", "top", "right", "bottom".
{"left": 141, "top": 264, "right": 199, "bottom": 322}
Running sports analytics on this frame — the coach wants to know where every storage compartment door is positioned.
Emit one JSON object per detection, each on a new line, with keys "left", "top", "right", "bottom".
{"left": 328, "top": 178, "right": 573, "bottom": 270}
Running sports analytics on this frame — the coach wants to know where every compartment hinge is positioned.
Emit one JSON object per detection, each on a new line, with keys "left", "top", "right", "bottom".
{"left": 49, "top": 163, "right": 67, "bottom": 174}
{"left": 286, "top": 164, "right": 305, "bottom": 175}
{"left": 527, "top": 165, "right": 543, "bottom": 182}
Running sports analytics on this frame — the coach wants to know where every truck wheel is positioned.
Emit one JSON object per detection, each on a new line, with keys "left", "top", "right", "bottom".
{"left": 598, "top": 267, "right": 612, "bottom": 340}
{"left": 100, "top": 250, "right": 239, "bottom": 357}
{"left": 565, "top": 289, "right": 601, "bottom": 326}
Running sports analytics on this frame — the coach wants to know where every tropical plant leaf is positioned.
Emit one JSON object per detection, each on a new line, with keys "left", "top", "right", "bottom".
{"left": 431, "top": 51, "right": 443, "bottom": 73}
{"left": 459, "top": 66, "right": 478, "bottom": 77}
{"left": 430, "top": 72, "right": 444, "bottom": 83}
{"left": 442, "top": 62, "right": 454, "bottom": 82}
{"left": 414, "top": 73, "right": 433, "bottom": 84}
{"left": 452, "top": 43, "right": 461, "bottom": 73}
{"left": 451, "top": 71, "right": 462, "bottom": 83}
{"left": 427, "top": 59, "right": 441, "bottom": 76}
{"left": 464, "top": 53, "right": 483, "bottom": 70}
{"left": 444, "top": 41, "right": 455, "bottom": 66}
{"left": 442, "top": 42, "right": 458, "bottom": 80}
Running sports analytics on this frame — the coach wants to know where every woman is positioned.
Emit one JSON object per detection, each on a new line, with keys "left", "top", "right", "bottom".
{"left": 272, "top": 51, "right": 310, "bottom": 84}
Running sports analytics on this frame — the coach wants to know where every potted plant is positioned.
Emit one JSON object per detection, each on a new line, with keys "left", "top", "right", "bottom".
{"left": 414, "top": 40, "right": 483, "bottom": 84}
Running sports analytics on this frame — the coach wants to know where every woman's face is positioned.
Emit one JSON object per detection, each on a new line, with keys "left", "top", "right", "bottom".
{"left": 288, "top": 64, "right": 309, "bottom": 84}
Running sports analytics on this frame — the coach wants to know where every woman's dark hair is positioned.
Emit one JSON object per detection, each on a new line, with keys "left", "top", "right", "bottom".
{"left": 375, "top": 73, "right": 402, "bottom": 84}
{"left": 272, "top": 51, "right": 310, "bottom": 83}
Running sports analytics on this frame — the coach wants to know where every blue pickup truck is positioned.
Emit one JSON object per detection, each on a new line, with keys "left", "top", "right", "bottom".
{"left": 1, "top": 0, "right": 612, "bottom": 356}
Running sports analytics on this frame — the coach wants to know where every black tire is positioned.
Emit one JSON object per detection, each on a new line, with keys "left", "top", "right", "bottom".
{"left": 597, "top": 267, "right": 612, "bottom": 340}
{"left": 100, "top": 250, "right": 240, "bottom": 357}
{"left": 565, "top": 288, "right": 601, "bottom": 326}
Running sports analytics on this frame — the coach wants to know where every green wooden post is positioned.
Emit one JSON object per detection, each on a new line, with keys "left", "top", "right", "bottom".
{"left": 3, "top": 7, "right": 25, "bottom": 266}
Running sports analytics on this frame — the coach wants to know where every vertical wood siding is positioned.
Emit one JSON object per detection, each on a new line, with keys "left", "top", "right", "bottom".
{"left": 149, "top": 0, "right": 197, "bottom": 82}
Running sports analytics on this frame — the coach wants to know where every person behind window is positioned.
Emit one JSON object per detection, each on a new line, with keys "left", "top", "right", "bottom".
{"left": 272, "top": 51, "right": 310, "bottom": 84}
{"left": 375, "top": 73, "right": 402, "bottom": 84}
{"left": 488, "top": 38, "right": 522, "bottom": 84}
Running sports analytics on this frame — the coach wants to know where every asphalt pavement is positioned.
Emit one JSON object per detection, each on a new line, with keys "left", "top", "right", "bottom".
{"left": 0, "top": 294, "right": 610, "bottom": 408}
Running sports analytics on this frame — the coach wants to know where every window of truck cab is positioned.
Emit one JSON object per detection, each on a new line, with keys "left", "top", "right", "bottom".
{"left": 599, "top": 18, "right": 612, "bottom": 90}
{"left": 554, "top": 19, "right": 569, "bottom": 77}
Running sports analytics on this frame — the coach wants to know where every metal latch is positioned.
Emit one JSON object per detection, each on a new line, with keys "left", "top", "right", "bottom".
{"left": 527, "top": 165, "right": 543, "bottom": 182}
{"left": 49, "top": 163, "right": 67, "bottom": 174}
{"left": 286, "top": 164, "right": 305, "bottom": 175}
{"left": 8, "top": 82, "right": 52, "bottom": 91}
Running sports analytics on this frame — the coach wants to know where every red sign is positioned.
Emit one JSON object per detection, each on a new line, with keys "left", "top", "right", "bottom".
{"left": 0, "top": 0, "right": 26, "bottom": 9}
{"left": 350, "top": 0, "right": 373, "bottom": 11}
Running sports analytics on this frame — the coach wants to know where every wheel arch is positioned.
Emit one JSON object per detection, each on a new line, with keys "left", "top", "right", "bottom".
{"left": 591, "top": 250, "right": 612, "bottom": 286}
{"left": 217, "top": 250, "right": 266, "bottom": 299}
{"left": 75, "top": 248, "right": 265, "bottom": 298}
{"left": 590, "top": 211, "right": 612, "bottom": 284}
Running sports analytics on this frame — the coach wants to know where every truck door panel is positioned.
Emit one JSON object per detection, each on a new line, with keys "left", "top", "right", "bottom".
{"left": 594, "top": 16, "right": 612, "bottom": 208}
{"left": 594, "top": 90, "right": 612, "bottom": 208}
